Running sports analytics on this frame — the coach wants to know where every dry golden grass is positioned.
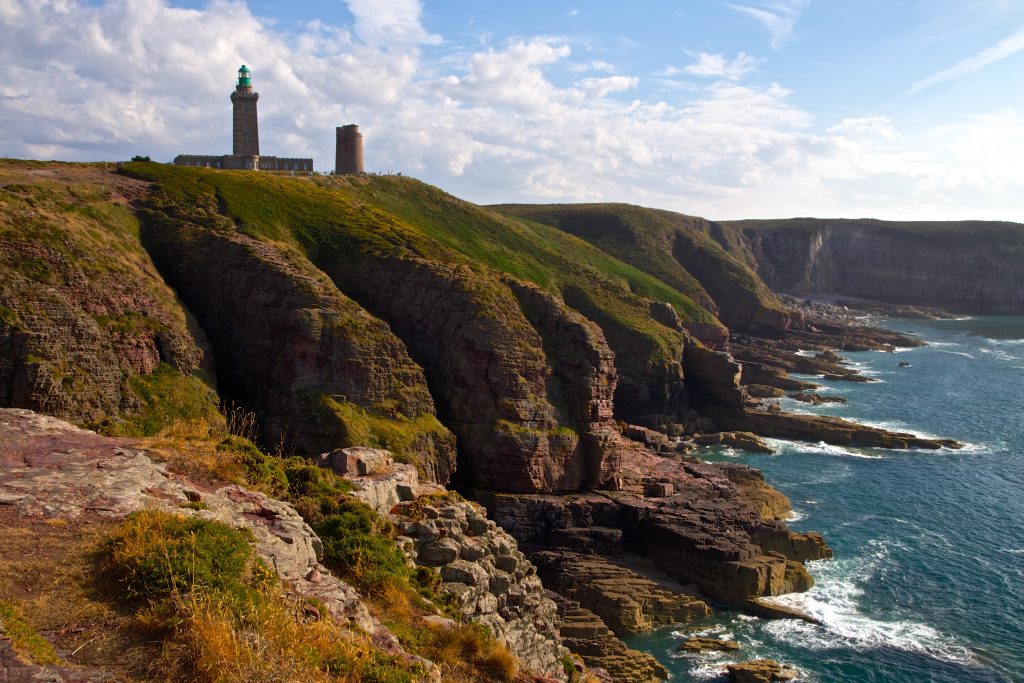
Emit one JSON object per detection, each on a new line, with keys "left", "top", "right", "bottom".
{"left": 477, "top": 642, "right": 519, "bottom": 682}
{"left": 143, "top": 418, "right": 252, "bottom": 489}
{"left": 147, "top": 589, "right": 409, "bottom": 683}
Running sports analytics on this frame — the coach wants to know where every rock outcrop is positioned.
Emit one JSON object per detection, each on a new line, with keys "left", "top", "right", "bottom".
{"left": 553, "top": 596, "right": 667, "bottom": 683}
{"left": 0, "top": 408, "right": 374, "bottom": 632}
{"left": 726, "top": 658, "right": 798, "bottom": 682}
{"left": 531, "top": 551, "right": 710, "bottom": 635}
{"left": 394, "top": 498, "right": 569, "bottom": 680}
{"left": 476, "top": 447, "right": 831, "bottom": 607}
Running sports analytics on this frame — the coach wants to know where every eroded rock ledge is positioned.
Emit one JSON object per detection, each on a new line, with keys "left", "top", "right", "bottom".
{"left": 0, "top": 409, "right": 401, "bottom": 671}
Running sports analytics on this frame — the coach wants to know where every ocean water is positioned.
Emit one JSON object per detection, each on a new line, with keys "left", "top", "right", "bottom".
{"left": 626, "top": 317, "right": 1024, "bottom": 682}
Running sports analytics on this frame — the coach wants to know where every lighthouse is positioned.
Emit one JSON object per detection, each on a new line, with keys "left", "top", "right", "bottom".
{"left": 229, "top": 65, "right": 260, "bottom": 169}
{"left": 173, "top": 65, "right": 313, "bottom": 173}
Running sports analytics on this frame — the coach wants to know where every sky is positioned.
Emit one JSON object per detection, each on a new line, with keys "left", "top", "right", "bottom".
{"left": 2, "top": 1, "right": 1024, "bottom": 221}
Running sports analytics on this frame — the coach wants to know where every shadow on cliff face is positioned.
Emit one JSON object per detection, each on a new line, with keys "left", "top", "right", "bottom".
{"left": 135, "top": 194, "right": 458, "bottom": 484}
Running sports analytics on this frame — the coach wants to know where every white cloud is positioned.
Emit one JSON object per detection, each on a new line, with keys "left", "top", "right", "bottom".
{"left": 727, "top": 0, "right": 808, "bottom": 49}
{"left": 578, "top": 75, "right": 638, "bottom": 97}
{"left": 569, "top": 60, "right": 617, "bottom": 73}
{"left": 345, "top": 0, "right": 440, "bottom": 45}
{"left": 906, "top": 23, "right": 1024, "bottom": 96}
{"left": 0, "top": 0, "right": 1022, "bottom": 222}
{"left": 827, "top": 116, "right": 898, "bottom": 139}
{"left": 673, "top": 52, "right": 760, "bottom": 80}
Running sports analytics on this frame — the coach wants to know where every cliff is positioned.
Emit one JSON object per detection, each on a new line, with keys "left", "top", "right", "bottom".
{"left": 2, "top": 159, "right": 982, "bottom": 681}
{"left": 492, "top": 204, "right": 791, "bottom": 336}
{"left": 723, "top": 218, "right": 1024, "bottom": 314}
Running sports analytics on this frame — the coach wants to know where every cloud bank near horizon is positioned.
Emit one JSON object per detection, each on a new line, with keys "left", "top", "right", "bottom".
{"left": 0, "top": 0, "right": 1021, "bottom": 222}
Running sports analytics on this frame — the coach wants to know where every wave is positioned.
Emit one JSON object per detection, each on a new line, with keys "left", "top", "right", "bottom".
{"left": 978, "top": 347, "right": 1021, "bottom": 363}
{"left": 765, "top": 438, "right": 883, "bottom": 459}
{"left": 938, "top": 350, "right": 976, "bottom": 359}
{"left": 761, "top": 543, "right": 976, "bottom": 666}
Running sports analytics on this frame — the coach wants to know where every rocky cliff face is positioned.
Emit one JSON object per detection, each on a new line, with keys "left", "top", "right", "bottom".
{"left": 0, "top": 166, "right": 211, "bottom": 426}
{"left": 139, "top": 192, "right": 457, "bottom": 482}
{"left": 732, "top": 219, "right": 1024, "bottom": 314}
{"left": 319, "top": 254, "right": 618, "bottom": 493}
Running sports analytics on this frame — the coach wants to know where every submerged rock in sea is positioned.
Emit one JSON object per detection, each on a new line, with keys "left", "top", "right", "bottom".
{"left": 786, "top": 392, "right": 847, "bottom": 405}
{"left": 693, "top": 431, "right": 775, "bottom": 453}
{"left": 726, "top": 658, "right": 798, "bottom": 682}
{"left": 677, "top": 636, "right": 741, "bottom": 652}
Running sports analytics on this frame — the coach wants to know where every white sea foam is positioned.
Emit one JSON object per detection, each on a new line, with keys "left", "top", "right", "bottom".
{"left": 766, "top": 438, "right": 883, "bottom": 459}
{"left": 761, "top": 543, "right": 976, "bottom": 666}
{"left": 786, "top": 509, "right": 807, "bottom": 522}
{"left": 938, "top": 350, "right": 976, "bottom": 359}
{"left": 978, "top": 347, "right": 1021, "bottom": 363}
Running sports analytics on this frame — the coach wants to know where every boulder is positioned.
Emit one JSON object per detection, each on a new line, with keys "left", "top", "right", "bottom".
{"left": 678, "top": 637, "right": 740, "bottom": 652}
{"left": 693, "top": 431, "right": 774, "bottom": 454}
{"left": 726, "top": 659, "right": 798, "bottom": 683}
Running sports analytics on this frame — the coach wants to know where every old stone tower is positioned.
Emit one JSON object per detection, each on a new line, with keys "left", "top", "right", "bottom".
{"left": 335, "top": 124, "right": 364, "bottom": 175}
{"left": 230, "top": 65, "right": 259, "bottom": 168}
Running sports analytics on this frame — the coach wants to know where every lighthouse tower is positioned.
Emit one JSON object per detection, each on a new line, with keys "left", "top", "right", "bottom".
{"left": 230, "top": 65, "right": 260, "bottom": 169}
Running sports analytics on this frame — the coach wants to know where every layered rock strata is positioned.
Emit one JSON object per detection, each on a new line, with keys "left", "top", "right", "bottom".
{"left": 0, "top": 169, "right": 207, "bottom": 423}
{"left": 553, "top": 594, "right": 667, "bottom": 683}
{"left": 475, "top": 448, "right": 831, "bottom": 607}
{"left": 531, "top": 550, "right": 710, "bottom": 635}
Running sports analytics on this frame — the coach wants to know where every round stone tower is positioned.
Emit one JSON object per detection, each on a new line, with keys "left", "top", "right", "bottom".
{"left": 335, "top": 124, "right": 364, "bottom": 175}
{"left": 230, "top": 65, "right": 260, "bottom": 169}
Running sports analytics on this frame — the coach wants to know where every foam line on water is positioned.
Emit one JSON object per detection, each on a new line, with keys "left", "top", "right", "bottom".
{"left": 765, "top": 438, "right": 883, "bottom": 459}
{"left": 761, "top": 543, "right": 976, "bottom": 666}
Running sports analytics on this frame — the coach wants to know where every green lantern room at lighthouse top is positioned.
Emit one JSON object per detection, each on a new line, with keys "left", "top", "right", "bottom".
{"left": 237, "top": 65, "right": 251, "bottom": 87}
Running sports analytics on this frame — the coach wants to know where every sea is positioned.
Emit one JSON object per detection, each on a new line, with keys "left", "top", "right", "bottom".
{"left": 626, "top": 316, "right": 1024, "bottom": 682}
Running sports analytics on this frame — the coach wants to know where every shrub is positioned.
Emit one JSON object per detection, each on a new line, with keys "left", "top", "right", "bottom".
{"left": 477, "top": 642, "right": 518, "bottom": 682}
{"left": 217, "top": 435, "right": 289, "bottom": 496}
{"left": 103, "top": 510, "right": 254, "bottom": 601}
{"left": 312, "top": 498, "right": 411, "bottom": 593}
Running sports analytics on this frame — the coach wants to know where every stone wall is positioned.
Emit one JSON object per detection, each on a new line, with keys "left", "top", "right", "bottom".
{"left": 172, "top": 155, "right": 312, "bottom": 173}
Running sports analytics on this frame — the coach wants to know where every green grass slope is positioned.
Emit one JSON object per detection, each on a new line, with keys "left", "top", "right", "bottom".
{"left": 493, "top": 203, "right": 790, "bottom": 334}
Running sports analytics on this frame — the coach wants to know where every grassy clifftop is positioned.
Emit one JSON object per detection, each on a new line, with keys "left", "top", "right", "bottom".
{"left": 124, "top": 163, "right": 720, "bottom": 433}
{"left": 493, "top": 203, "right": 790, "bottom": 333}
{"left": 126, "top": 164, "right": 713, "bottom": 358}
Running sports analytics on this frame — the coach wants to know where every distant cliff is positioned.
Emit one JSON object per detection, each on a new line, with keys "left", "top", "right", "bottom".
{"left": 721, "top": 218, "right": 1024, "bottom": 314}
